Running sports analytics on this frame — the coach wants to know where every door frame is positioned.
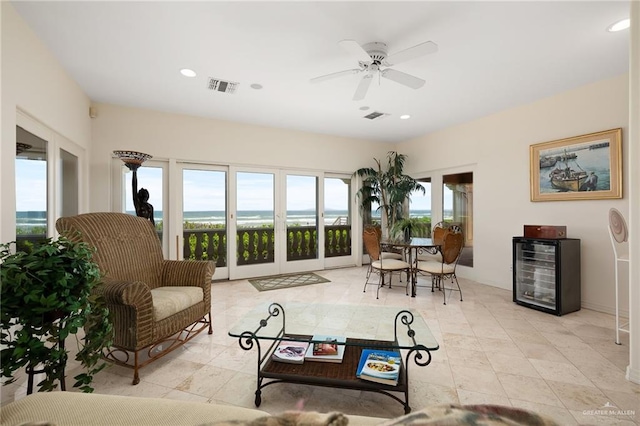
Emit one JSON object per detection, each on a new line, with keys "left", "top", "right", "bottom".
{"left": 176, "top": 162, "right": 229, "bottom": 280}
{"left": 16, "top": 110, "right": 86, "bottom": 239}
{"left": 280, "top": 170, "right": 324, "bottom": 274}
{"left": 324, "top": 173, "right": 357, "bottom": 269}
{"left": 229, "top": 166, "right": 280, "bottom": 279}
{"left": 228, "top": 167, "right": 326, "bottom": 279}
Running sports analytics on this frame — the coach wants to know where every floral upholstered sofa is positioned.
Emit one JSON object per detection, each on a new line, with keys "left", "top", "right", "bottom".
{"left": 1, "top": 392, "right": 559, "bottom": 426}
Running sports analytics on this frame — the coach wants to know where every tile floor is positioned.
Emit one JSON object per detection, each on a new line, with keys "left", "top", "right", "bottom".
{"left": 2, "top": 266, "right": 638, "bottom": 425}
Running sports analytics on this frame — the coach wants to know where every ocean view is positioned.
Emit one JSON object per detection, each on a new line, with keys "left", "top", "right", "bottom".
{"left": 16, "top": 209, "right": 438, "bottom": 230}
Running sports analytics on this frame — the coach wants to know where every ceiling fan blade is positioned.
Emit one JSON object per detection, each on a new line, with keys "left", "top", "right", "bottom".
{"left": 310, "top": 68, "right": 361, "bottom": 84}
{"left": 384, "top": 41, "right": 438, "bottom": 66}
{"left": 381, "top": 68, "right": 425, "bottom": 89}
{"left": 339, "top": 39, "right": 372, "bottom": 63}
{"left": 353, "top": 73, "right": 373, "bottom": 101}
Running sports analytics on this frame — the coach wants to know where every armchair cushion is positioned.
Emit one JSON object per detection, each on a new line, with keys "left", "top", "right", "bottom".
{"left": 151, "top": 286, "right": 204, "bottom": 321}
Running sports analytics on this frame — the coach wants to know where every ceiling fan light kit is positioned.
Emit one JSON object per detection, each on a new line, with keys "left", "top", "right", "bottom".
{"left": 310, "top": 39, "right": 438, "bottom": 101}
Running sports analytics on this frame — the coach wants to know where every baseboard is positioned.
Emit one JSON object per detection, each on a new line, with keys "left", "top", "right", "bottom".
{"left": 581, "top": 300, "right": 630, "bottom": 318}
{"left": 626, "top": 366, "right": 640, "bottom": 385}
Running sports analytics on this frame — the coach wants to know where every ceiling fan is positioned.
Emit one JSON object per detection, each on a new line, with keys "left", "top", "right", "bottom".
{"left": 310, "top": 39, "right": 438, "bottom": 101}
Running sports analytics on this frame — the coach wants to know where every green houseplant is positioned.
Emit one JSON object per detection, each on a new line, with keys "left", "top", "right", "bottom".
{"left": 391, "top": 217, "right": 432, "bottom": 241}
{"left": 0, "top": 236, "right": 113, "bottom": 393}
{"left": 354, "top": 151, "right": 425, "bottom": 238}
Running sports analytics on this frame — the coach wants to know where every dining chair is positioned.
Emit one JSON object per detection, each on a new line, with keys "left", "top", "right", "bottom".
{"left": 368, "top": 225, "right": 404, "bottom": 260}
{"left": 415, "top": 221, "right": 453, "bottom": 263}
{"left": 363, "top": 227, "right": 412, "bottom": 299}
{"left": 415, "top": 229, "right": 464, "bottom": 304}
{"left": 366, "top": 224, "right": 405, "bottom": 285}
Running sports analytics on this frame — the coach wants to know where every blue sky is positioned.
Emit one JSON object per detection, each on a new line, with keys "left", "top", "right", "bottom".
{"left": 16, "top": 161, "right": 440, "bottom": 212}
{"left": 15, "top": 159, "right": 46, "bottom": 211}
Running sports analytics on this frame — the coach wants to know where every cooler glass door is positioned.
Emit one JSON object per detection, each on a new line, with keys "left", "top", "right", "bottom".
{"left": 514, "top": 240, "right": 557, "bottom": 311}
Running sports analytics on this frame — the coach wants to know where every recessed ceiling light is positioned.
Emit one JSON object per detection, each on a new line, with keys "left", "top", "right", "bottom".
{"left": 607, "top": 18, "right": 630, "bottom": 32}
{"left": 180, "top": 68, "right": 197, "bottom": 77}
{"left": 400, "top": 115, "right": 411, "bottom": 120}
{"left": 359, "top": 106, "right": 370, "bottom": 111}
{"left": 250, "top": 83, "right": 263, "bottom": 90}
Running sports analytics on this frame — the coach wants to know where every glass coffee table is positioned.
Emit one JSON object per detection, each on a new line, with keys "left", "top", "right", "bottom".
{"left": 228, "top": 302, "right": 439, "bottom": 414}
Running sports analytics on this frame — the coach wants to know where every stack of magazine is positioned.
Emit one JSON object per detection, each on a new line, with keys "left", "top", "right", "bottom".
{"left": 356, "top": 349, "right": 401, "bottom": 386}
{"left": 271, "top": 341, "right": 310, "bottom": 364}
{"left": 305, "top": 335, "right": 346, "bottom": 363}
{"left": 271, "top": 335, "right": 347, "bottom": 364}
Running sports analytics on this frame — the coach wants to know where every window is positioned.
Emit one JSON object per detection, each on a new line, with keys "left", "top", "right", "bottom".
{"left": 124, "top": 166, "right": 163, "bottom": 230}
{"left": 15, "top": 126, "right": 48, "bottom": 248}
{"left": 443, "top": 172, "right": 473, "bottom": 267}
{"left": 409, "top": 178, "right": 432, "bottom": 237}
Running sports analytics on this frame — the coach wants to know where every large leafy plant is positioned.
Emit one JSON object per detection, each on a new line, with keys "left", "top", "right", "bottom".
{"left": 354, "top": 151, "right": 425, "bottom": 237}
{"left": 0, "top": 236, "right": 113, "bottom": 393}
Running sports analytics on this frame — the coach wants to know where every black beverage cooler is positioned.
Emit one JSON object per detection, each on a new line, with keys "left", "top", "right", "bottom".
{"left": 512, "top": 237, "right": 581, "bottom": 316}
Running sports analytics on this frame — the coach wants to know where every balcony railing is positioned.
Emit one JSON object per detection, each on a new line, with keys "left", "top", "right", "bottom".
{"left": 16, "top": 225, "right": 352, "bottom": 268}
{"left": 184, "top": 225, "right": 351, "bottom": 265}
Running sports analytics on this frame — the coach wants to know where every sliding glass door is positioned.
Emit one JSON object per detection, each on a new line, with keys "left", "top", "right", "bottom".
{"left": 228, "top": 168, "right": 323, "bottom": 279}
{"left": 121, "top": 163, "right": 357, "bottom": 281}
{"left": 283, "top": 172, "right": 322, "bottom": 273}
{"left": 230, "top": 169, "right": 278, "bottom": 279}
{"left": 181, "top": 166, "right": 228, "bottom": 279}
{"left": 324, "top": 175, "right": 353, "bottom": 268}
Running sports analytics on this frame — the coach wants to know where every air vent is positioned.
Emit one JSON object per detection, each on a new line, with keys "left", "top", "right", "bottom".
{"left": 363, "top": 111, "right": 389, "bottom": 120}
{"left": 207, "top": 77, "right": 239, "bottom": 94}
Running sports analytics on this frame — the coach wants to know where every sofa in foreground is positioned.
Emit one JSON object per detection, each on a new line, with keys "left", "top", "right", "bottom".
{"left": 0, "top": 392, "right": 560, "bottom": 426}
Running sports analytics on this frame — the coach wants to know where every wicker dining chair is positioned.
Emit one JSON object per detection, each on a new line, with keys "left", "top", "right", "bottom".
{"left": 415, "top": 229, "right": 464, "bottom": 305}
{"left": 368, "top": 225, "right": 404, "bottom": 260}
{"left": 418, "top": 222, "right": 463, "bottom": 258}
{"left": 363, "top": 227, "right": 412, "bottom": 299}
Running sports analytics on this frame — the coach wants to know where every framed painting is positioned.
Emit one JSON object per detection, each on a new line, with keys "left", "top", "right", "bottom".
{"left": 530, "top": 128, "right": 622, "bottom": 201}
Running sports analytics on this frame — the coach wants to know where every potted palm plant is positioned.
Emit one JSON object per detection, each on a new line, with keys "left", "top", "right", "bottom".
{"left": 354, "top": 151, "right": 425, "bottom": 239}
{"left": 0, "top": 236, "right": 113, "bottom": 393}
{"left": 391, "top": 217, "right": 432, "bottom": 241}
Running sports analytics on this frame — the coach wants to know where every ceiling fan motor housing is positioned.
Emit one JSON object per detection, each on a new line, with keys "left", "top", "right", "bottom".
{"left": 362, "top": 42, "right": 388, "bottom": 63}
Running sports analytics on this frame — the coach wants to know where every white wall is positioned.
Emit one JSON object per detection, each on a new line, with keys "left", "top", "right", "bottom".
{"left": 626, "top": 0, "right": 639, "bottom": 385}
{"left": 0, "top": 3, "right": 91, "bottom": 243}
{"left": 89, "top": 103, "right": 389, "bottom": 213}
{"left": 1, "top": 0, "right": 632, "bottom": 319}
{"left": 396, "top": 74, "right": 630, "bottom": 315}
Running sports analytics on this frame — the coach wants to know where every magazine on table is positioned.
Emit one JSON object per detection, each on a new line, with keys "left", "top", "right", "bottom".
{"left": 271, "top": 341, "right": 310, "bottom": 364}
{"left": 304, "top": 335, "right": 346, "bottom": 363}
{"left": 356, "top": 349, "right": 402, "bottom": 386}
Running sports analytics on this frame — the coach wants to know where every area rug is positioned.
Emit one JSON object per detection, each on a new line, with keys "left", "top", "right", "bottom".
{"left": 249, "top": 272, "right": 330, "bottom": 292}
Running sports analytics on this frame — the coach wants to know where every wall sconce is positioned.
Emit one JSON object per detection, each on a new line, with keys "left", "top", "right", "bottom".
{"left": 113, "top": 150, "right": 155, "bottom": 225}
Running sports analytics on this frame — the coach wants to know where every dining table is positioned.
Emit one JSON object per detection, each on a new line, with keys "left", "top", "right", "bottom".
{"left": 380, "top": 237, "right": 441, "bottom": 297}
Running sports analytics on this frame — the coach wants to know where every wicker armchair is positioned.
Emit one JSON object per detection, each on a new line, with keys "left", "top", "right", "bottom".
{"left": 56, "top": 212, "right": 214, "bottom": 385}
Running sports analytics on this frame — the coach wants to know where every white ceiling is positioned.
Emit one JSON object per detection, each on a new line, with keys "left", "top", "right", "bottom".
{"left": 11, "top": 1, "right": 630, "bottom": 143}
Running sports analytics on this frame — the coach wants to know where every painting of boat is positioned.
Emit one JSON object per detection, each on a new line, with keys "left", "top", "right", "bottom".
{"left": 531, "top": 128, "right": 621, "bottom": 201}
{"left": 539, "top": 156, "right": 557, "bottom": 168}
{"left": 549, "top": 167, "right": 588, "bottom": 191}
{"left": 558, "top": 152, "right": 577, "bottom": 161}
